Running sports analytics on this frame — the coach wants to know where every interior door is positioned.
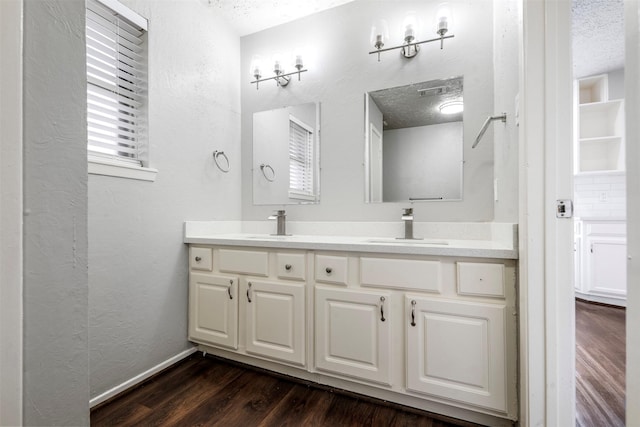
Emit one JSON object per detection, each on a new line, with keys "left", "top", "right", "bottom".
{"left": 369, "top": 123, "right": 383, "bottom": 202}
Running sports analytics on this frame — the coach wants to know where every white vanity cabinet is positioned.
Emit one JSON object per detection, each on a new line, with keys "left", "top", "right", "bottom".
{"left": 245, "top": 279, "right": 306, "bottom": 366}
{"left": 406, "top": 296, "right": 508, "bottom": 412}
{"left": 188, "top": 246, "right": 307, "bottom": 368}
{"left": 187, "top": 243, "right": 518, "bottom": 425}
{"left": 315, "top": 286, "right": 391, "bottom": 385}
{"left": 189, "top": 272, "right": 239, "bottom": 349}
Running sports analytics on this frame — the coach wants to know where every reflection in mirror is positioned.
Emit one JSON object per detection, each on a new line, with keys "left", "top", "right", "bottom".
{"left": 253, "top": 102, "right": 320, "bottom": 205}
{"left": 365, "top": 76, "right": 464, "bottom": 203}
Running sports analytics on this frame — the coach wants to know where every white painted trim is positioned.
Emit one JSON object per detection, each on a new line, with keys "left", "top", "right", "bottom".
{"left": 90, "top": 347, "right": 197, "bottom": 408}
{"left": 89, "top": 155, "right": 158, "bottom": 182}
{"left": 93, "top": 0, "right": 147, "bottom": 30}
{"left": 543, "top": 2, "right": 575, "bottom": 425}
{"left": 0, "top": 0, "right": 24, "bottom": 424}
{"left": 624, "top": 1, "right": 640, "bottom": 423}
{"left": 519, "top": 1, "right": 546, "bottom": 425}
{"left": 521, "top": 2, "right": 576, "bottom": 425}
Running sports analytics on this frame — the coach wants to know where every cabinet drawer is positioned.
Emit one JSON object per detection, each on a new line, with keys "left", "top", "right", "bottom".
{"left": 315, "top": 255, "right": 348, "bottom": 285}
{"left": 190, "top": 247, "right": 212, "bottom": 271}
{"left": 218, "top": 249, "right": 268, "bottom": 276}
{"left": 276, "top": 253, "right": 306, "bottom": 281}
{"left": 457, "top": 262, "right": 505, "bottom": 298}
{"left": 360, "top": 257, "right": 441, "bottom": 293}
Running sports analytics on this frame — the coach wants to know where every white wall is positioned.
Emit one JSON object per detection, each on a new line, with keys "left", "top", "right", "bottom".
{"left": 382, "top": 122, "right": 463, "bottom": 201}
{"left": 88, "top": 0, "right": 242, "bottom": 400}
{"left": 0, "top": 0, "right": 23, "bottom": 424}
{"left": 240, "top": 0, "right": 520, "bottom": 223}
{"left": 23, "top": 0, "right": 89, "bottom": 424}
{"left": 608, "top": 67, "right": 625, "bottom": 100}
{"left": 493, "top": 0, "right": 520, "bottom": 222}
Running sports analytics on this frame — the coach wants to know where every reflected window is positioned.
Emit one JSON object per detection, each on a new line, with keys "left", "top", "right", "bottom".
{"left": 288, "top": 115, "right": 315, "bottom": 200}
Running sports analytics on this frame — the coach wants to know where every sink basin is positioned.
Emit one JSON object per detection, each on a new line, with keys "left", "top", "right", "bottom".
{"left": 365, "top": 238, "right": 449, "bottom": 245}
{"left": 245, "top": 234, "right": 294, "bottom": 241}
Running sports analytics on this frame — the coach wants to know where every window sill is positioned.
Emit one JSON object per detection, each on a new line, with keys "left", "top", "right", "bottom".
{"left": 88, "top": 156, "right": 158, "bottom": 182}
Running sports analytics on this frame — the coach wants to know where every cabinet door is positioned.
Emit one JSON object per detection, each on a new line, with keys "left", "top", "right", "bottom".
{"left": 586, "top": 236, "right": 627, "bottom": 298}
{"left": 245, "top": 280, "right": 305, "bottom": 366}
{"left": 406, "top": 296, "right": 507, "bottom": 412}
{"left": 189, "top": 273, "right": 238, "bottom": 349}
{"left": 315, "top": 287, "right": 391, "bottom": 385}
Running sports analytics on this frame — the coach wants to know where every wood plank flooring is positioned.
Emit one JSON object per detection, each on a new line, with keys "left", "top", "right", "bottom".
{"left": 575, "top": 299, "right": 626, "bottom": 427}
{"left": 91, "top": 355, "right": 482, "bottom": 427}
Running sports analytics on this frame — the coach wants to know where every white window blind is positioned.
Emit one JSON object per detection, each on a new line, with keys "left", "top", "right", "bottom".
{"left": 289, "top": 115, "right": 315, "bottom": 200}
{"left": 86, "top": 0, "right": 147, "bottom": 166}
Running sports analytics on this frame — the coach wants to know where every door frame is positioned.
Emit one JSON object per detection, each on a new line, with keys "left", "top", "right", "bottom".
{"left": 624, "top": 0, "right": 640, "bottom": 423}
{"left": 0, "top": 0, "right": 24, "bottom": 424}
{"left": 520, "top": 0, "right": 575, "bottom": 425}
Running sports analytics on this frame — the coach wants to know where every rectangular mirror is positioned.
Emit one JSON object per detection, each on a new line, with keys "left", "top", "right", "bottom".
{"left": 365, "top": 76, "right": 464, "bottom": 203}
{"left": 253, "top": 102, "right": 320, "bottom": 205}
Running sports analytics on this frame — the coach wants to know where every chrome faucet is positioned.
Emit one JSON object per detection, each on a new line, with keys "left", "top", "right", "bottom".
{"left": 268, "top": 210, "right": 287, "bottom": 236}
{"left": 401, "top": 207, "right": 421, "bottom": 240}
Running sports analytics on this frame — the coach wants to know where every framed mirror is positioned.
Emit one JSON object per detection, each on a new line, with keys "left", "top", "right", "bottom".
{"left": 365, "top": 76, "right": 464, "bottom": 203}
{"left": 253, "top": 102, "right": 320, "bottom": 205}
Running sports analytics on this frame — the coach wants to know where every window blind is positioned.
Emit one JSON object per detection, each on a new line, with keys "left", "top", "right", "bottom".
{"left": 289, "top": 116, "right": 315, "bottom": 199}
{"left": 86, "top": 0, "right": 147, "bottom": 165}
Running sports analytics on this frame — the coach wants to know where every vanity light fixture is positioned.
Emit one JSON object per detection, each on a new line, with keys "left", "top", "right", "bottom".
{"left": 369, "top": 3, "right": 454, "bottom": 61}
{"left": 250, "top": 52, "right": 308, "bottom": 90}
{"left": 439, "top": 100, "right": 463, "bottom": 114}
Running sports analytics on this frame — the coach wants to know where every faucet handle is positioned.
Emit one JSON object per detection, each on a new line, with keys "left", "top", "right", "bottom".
{"left": 268, "top": 209, "right": 286, "bottom": 220}
{"left": 402, "top": 207, "right": 413, "bottom": 220}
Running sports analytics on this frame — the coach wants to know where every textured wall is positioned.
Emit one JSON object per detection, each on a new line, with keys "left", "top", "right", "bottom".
{"left": 88, "top": 0, "right": 241, "bottom": 399}
{"left": 23, "top": 0, "right": 89, "bottom": 424}
{"left": 241, "top": 0, "right": 510, "bottom": 222}
{"left": 492, "top": 0, "right": 520, "bottom": 223}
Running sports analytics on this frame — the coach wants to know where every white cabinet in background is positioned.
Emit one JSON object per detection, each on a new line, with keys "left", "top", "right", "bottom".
{"left": 575, "top": 220, "right": 627, "bottom": 306}
{"left": 315, "top": 286, "right": 391, "bottom": 385}
{"left": 406, "top": 296, "right": 507, "bottom": 412}
{"left": 245, "top": 279, "right": 305, "bottom": 366}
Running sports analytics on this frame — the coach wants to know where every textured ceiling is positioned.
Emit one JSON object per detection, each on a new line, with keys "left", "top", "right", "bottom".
{"left": 205, "top": 0, "right": 355, "bottom": 36}
{"left": 572, "top": 0, "right": 624, "bottom": 78}
{"left": 369, "top": 76, "right": 464, "bottom": 130}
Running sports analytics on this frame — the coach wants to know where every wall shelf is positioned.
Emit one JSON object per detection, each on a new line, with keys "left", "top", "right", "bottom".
{"left": 575, "top": 75, "right": 625, "bottom": 174}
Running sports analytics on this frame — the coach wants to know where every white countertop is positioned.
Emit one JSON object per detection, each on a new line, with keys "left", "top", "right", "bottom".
{"left": 184, "top": 221, "right": 518, "bottom": 259}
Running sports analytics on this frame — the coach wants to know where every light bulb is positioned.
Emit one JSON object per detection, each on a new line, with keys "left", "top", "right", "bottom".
{"left": 403, "top": 12, "right": 418, "bottom": 42}
{"left": 436, "top": 3, "right": 453, "bottom": 36}
{"left": 370, "top": 19, "right": 389, "bottom": 49}
{"left": 250, "top": 55, "right": 263, "bottom": 80}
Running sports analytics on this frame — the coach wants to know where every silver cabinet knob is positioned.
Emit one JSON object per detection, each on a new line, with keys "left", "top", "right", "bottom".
{"left": 325, "top": 267, "right": 332, "bottom": 274}
{"left": 285, "top": 264, "right": 292, "bottom": 271}
{"left": 195, "top": 256, "right": 202, "bottom": 262}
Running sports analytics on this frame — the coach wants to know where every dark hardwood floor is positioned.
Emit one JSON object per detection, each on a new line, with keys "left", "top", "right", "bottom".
{"left": 91, "top": 355, "right": 482, "bottom": 427}
{"left": 575, "top": 299, "right": 626, "bottom": 427}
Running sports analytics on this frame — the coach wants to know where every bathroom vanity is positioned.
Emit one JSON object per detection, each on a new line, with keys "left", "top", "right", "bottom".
{"left": 184, "top": 223, "right": 518, "bottom": 426}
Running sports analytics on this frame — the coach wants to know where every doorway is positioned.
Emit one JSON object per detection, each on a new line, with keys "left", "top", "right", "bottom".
{"left": 571, "top": 1, "right": 626, "bottom": 425}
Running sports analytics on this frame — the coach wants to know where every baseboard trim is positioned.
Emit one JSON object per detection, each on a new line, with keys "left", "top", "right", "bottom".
{"left": 90, "top": 347, "right": 198, "bottom": 408}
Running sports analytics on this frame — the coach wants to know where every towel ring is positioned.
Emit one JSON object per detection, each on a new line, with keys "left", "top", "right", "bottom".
{"left": 213, "top": 150, "right": 230, "bottom": 173}
{"left": 260, "top": 163, "right": 275, "bottom": 182}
